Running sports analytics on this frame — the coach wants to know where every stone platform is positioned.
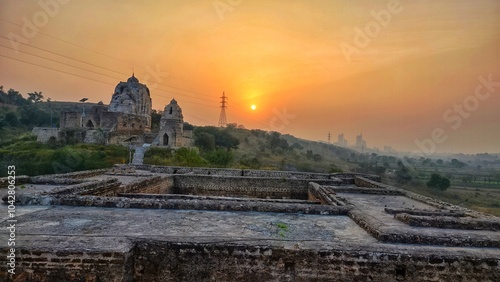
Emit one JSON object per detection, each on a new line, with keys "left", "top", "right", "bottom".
{"left": 1, "top": 165, "right": 499, "bottom": 281}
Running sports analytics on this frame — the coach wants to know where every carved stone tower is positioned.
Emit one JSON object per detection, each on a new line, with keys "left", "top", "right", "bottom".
{"left": 108, "top": 74, "right": 152, "bottom": 131}
{"left": 155, "top": 99, "right": 186, "bottom": 147}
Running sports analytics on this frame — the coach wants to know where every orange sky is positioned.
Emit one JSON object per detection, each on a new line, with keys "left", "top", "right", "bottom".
{"left": 1, "top": 0, "right": 499, "bottom": 154}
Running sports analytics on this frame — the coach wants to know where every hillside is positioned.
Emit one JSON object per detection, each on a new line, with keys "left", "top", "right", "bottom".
{"left": 224, "top": 127, "right": 355, "bottom": 173}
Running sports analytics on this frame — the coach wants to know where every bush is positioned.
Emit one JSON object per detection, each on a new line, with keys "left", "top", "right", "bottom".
{"left": 174, "top": 147, "right": 207, "bottom": 167}
{"left": 144, "top": 147, "right": 174, "bottom": 166}
{"left": 426, "top": 173, "right": 451, "bottom": 191}
{"left": 205, "top": 149, "right": 233, "bottom": 167}
{"left": 239, "top": 156, "right": 261, "bottom": 169}
{"left": 0, "top": 141, "right": 129, "bottom": 176}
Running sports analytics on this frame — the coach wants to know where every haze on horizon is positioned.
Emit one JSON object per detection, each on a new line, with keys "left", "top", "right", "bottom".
{"left": 0, "top": 0, "right": 499, "bottom": 154}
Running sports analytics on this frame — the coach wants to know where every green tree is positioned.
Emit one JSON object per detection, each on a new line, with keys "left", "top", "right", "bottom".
{"left": 194, "top": 132, "right": 216, "bottom": 152}
{"left": 306, "top": 150, "right": 313, "bottom": 159}
{"left": 194, "top": 126, "right": 239, "bottom": 151}
{"left": 18, "top": 104, "right": 50, "bottom": 126}
{"left": 266, "top": 132, "right": 289, "bottom": 151}
{"left": 426, "top": 173, "right": 451, "bottom": 191}
{"left": 312, "top": 153, "right": 323, "bottom": 162}
{"left": 395, "top": 161, "right": 412, "bottom": 184}
{"left": 4, "top": 112, "right": 19, "bottom": 126}
{"left": 27, "top": 91, "right": 44, "bottom": 103}
{"left": 451, "top": 158, "right": 466, "bottom": 168}
{"left": 5, "top": 89, "right": 29, "bottom": 106}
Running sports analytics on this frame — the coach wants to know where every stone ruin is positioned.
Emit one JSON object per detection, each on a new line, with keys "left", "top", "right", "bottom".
{"left": 32, "top": 75, "right": 193, "bottom": 148}
{"left": 1, "top": 165, "right": 499, "bottom": 281}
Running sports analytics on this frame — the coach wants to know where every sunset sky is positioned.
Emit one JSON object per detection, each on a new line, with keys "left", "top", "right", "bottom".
{"left": 1, "top": 0, "right": 499, "bottom": 154}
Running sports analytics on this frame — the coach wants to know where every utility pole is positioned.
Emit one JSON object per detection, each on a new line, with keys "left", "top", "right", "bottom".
{"left": 79, "top": 98, "right": 88, "bottom": 128}
{"left": 327, "top": 131, "right": 331, "bottom": 144}
{"left": 218, "top": 92, "right": 227, "bottom": 127}
{"left": 48, "top": 98, "right": 53, "bottom": 127}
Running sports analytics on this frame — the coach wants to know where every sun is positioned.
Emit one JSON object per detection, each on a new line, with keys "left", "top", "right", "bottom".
{"left": 251, "top": 104, "right": 257, "bottom": 111}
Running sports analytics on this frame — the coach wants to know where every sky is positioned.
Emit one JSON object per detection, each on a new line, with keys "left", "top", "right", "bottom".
{"left": 0, "top": 0, "right": 499, "bottom": 154}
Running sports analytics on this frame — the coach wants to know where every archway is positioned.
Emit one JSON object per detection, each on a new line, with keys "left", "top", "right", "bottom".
{"left": 163, "top": 133, "right": 169, "bottom": 146}
{"left": 86, "top": 120, "right": 94, "bottom": 128}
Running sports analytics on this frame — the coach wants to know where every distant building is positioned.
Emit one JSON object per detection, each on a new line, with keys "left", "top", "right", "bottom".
{"left": 336, "top": 133, "right": 348, "bottom": 147}
{"left": 355, "top": 134, "right": 367, "bottom": 151}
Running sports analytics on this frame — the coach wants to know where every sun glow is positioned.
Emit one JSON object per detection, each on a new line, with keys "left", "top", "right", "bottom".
{"left": 251, "top": 104, "right": 257, "bottom": 110}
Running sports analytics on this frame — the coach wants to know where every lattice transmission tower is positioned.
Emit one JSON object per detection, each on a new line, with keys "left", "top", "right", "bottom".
{"left": 218, "top": 92, "right": 228, "bottom": 127}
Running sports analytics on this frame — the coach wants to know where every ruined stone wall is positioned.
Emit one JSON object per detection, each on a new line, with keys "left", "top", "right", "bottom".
{"left": 140, "top": 165, "right": 361, "bottom": 180}
{"left": 44, "top": 169, "right": 109, "bottom": 180}
{"left": 132, "top": 240, "right": 499, "bottom": 282}
{"left": 3, "top": 240, "right": 498, "bottom": 282}
{"left": 1, "top": 241, "right": 134, "bottom": 282}
{"left": 115, "top": 114, "right": 149, "bottom": 134}
{"left": 172, "top": 175, "right": 335, "bottom": 199}
{"left": 118, "top": 176, "right": 174, "bottom": 195}
{"left": 60, "top": 112, "right": 81, "bottom": 129}
{"left": 31, "top": 127, "right": 59, "bottom": 143}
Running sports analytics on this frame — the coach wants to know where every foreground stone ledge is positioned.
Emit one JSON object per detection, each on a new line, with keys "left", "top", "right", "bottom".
{"left": 349, "top": 209, "right": 500, "bottom": 247}
{"left": 395, "top": 213, "right": 500, "bottom": 231}
{"left": 3, "top": 236, "right": 498, "bottom": 282}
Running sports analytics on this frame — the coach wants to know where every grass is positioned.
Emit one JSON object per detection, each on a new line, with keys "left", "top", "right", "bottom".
{"left": 398, "top": 184, "right": 500, "bottom": 217}
{"left": 276, "top": 222, "right": 289, "bottom": 238}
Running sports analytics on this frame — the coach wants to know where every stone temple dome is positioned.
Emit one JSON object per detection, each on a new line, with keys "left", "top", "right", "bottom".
{"left": 109, "top": 74, "right": 152, "bottom": 125}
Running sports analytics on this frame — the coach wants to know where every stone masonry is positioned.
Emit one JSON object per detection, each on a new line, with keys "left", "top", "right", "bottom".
{"left": 0, "top": 166, "right": 499, "bottom": 281}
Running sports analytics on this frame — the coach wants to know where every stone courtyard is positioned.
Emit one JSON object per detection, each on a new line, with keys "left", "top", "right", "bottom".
{"left": 1, "top": 165, "right": 499, "bottom": 281}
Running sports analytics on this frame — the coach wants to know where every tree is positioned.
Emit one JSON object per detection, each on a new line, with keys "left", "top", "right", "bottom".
{"left": 27, "top": 91, "right": 44, "bottom": 103}
{"left": 312, "top": 153, "right": 323, "bottom": 162}
{"left": 290, "top": 142, "right": 303, "bottom": 151}
{"left": 194, "top": 132, "right": 216, "bottom": 152}
{"left": 395, "top": 161, "right": 412, "bottom": 184}
{"left": 266, "top": 132, "right": 289, "bottom": 151}
{"left": 306, "top": 150, "right": 314, "bottom": 159}
{"left": 193, "top": 126, "right": 239, "bottom": 151}
{"left": 18, "top": 104, "right": 50, "bottom": 126}
{"left": 426, "top": 173, "right": 451, "bottom": 191}
{"left": 4, "top": 112, "right": 19, "bottom": 126}
{"left": 5, "top": 89, "right": 29, "bottom": 106}
{"left": 451, "top": 158, "right": 466, "bottom": 168}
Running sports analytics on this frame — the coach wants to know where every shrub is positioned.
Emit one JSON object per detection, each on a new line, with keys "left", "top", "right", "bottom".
{"left": 426, "top": 173, "right": 451, "bottom": 191}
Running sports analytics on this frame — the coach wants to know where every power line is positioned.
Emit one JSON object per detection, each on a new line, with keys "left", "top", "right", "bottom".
{"left": 0, "top": 44, "right": 123, "bottom": 81}
{"left": 0, "top": 53, "right": 114, "bottom": 86}
{"left": 0, "top": 18, "right": 132, "bottom": 66}
{"left": 0, "top": 35, "right": 126, "bottom": 77}
{"left": 0, "top": 35, "right": 218, "bottom": 103}
{"left": 0, "top": 53, "right": 216, "bottom": 110}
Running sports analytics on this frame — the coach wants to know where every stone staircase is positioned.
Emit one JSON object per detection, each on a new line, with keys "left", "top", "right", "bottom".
{"left": 132, "top": 144, "right": 150, "bottom": 165}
